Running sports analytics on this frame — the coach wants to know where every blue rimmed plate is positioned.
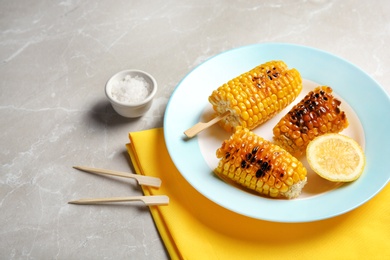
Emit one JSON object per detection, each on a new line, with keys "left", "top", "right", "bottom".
{"left": 164, "top": 43, "right": 390, "bottom": 222}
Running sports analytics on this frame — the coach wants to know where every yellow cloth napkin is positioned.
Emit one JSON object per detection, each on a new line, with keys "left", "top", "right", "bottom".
{"left": 126, "top": 128, "right": 390, "bottom": 260}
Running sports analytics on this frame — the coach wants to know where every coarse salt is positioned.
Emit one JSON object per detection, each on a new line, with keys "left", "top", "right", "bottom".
{"left": 111, "top": 75, "right": 151, "bottom": 103}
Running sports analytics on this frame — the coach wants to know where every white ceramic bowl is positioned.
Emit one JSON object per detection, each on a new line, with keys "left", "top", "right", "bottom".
{"left": 105, "top": 69, "right": 157, "bottom": 118}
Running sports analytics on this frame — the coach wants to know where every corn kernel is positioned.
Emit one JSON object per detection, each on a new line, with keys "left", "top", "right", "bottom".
{"left": 295, "top": 137, "right": 304, "bottom": 147}
{"left": 241, "top": 111, "right": 249, "bottom": 121}
{"left": 293, "top": 173, "right": 300, "bottom": 182}
{"left": 280, "top": 183, "right": 289, "bottom": 193}
{"left": 238, "top": 102, "right": 246, "bottom": 111}
{"left": 256, "top": 180, "right": 264, "bottom": 188}
{"left": 320, "top": 124, "right": 328, "bottom": 133}
{"left": 286, "top": 177, "right": 293, "bottom": 186}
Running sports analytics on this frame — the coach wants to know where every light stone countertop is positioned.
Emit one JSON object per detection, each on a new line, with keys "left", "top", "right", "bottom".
{"left": 1, "top": 1, "right": 389, "bottom": 259}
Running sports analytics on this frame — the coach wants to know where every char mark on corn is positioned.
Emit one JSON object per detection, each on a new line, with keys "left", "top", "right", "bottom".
{"left": 214, "top": 127, "right": 307, "bottom": 199}
{"left": 273, "top": 86, "right": 349, "bottom": 156}
{"left": 208, "top": 60, "right": 302, "bottom": 132}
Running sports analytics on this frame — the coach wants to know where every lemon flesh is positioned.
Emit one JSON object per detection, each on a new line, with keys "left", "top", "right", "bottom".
{"left": 306, "top": 133, "right": 365, "bottom": 182}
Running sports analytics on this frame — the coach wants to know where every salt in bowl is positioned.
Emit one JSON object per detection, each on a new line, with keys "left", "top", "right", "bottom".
{"left": 105, "top": 69, "right": 157, "bottom": 118}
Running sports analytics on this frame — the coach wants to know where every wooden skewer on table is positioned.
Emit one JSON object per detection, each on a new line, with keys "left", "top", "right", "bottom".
{"left": 73, "top": 166, "right": 162, "bottom": 188}
{"left": 68, "top": 166, "right": 168, "bottom": 206}
{"left": 68, "top": 195, "right": 169, "bottom": 206}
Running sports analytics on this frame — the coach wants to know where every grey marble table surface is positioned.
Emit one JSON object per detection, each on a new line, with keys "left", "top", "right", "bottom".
{"left": 1, "top": 1, "right": 389, "bottom": 259}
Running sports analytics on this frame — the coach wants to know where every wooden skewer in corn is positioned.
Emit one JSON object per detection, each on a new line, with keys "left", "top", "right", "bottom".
{"left": 184, "top": 111, "right": 230, "bottom": 138}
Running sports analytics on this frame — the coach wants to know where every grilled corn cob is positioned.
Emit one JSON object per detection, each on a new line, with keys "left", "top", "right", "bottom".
{"left": 208, "top": 60, "right": 302, "bottom": 132}
{"left": 214, "top": 127, "right": 307, "bottom": 199}
{"left": 273, "top": 86, "right": 349, "bottom": 156}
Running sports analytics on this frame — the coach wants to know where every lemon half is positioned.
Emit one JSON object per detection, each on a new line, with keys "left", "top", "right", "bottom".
{"left": 306, "top": 133, "right": 365, "bottom": 182}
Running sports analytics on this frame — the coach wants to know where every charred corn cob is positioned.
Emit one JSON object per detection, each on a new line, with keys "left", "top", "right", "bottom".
{"left": 214, "top": 127, "right": 307, "bottom": 199}
{"left": 208, "top": 60, "right": 302, "bottom": 132}
{"left": 273, "top": 86, "right": 349, "bottom": 156}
